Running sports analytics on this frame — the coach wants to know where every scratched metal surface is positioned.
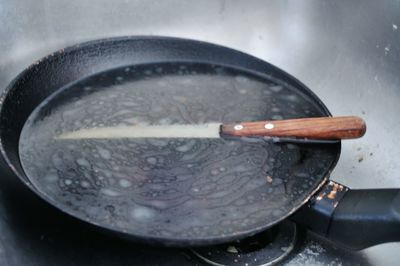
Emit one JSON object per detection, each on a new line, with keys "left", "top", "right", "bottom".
{"left": 0, "top": 0, "right": 399, "bottom": 265}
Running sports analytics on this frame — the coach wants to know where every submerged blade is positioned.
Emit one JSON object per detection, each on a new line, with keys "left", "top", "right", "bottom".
{"left": 56, "top": 123, "right": 222, "bottom": 139}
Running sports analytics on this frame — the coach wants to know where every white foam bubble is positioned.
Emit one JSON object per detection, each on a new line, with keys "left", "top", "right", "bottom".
{"left": 76, "top": 158, "right": 90, "bottom": 167}
{"left": 270, "top": 85, "right": 283, "bottom": 92}
{"left": 146, "top": 157, "right": 157, "bottom": 165}
{"left": 100, "top": 188, "right": 120, "bottom": 197}
{"left": 131, "top": 206, "right": 154, "bottom": 220}
{"left": 119, "top": 179, "right": 132, "bottom": 188}
{"left": 176, "top": 140, "right": 195, "bottom": 152}
{"left": 80, "top": 180, "right": 91, "bottom": 188}
{"left": 97, "top": 147, "right": 111, "bottom": 160}
{"left": 211, "top": 169, "right": 219, "bottom": 175}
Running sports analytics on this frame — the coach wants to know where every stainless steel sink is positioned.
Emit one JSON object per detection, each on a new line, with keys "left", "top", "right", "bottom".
{"left": 0, "top": 0, "right": 399, "bottom": 265}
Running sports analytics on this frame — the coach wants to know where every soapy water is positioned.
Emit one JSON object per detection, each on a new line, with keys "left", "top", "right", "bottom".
{"left": 19, "top": 62, "right": 337, "bottom": 240}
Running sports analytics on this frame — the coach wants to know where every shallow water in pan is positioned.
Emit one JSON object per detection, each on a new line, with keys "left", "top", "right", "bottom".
{"left": 19, "top": 62, "right": 338, "bottom": 241}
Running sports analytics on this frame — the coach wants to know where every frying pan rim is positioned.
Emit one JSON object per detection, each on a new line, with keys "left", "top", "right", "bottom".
{"left": 0, "top": 36, "right": 341, "bottom": 246}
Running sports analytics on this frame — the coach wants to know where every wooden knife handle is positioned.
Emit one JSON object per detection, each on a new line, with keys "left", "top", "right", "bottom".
{"left": 221, "top": 116, "right": 366, "bottom": 140}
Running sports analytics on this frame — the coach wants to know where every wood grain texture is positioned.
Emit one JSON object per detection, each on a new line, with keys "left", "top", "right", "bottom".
{"left": 221, "top": 116, "right": 366, "bottom": 140}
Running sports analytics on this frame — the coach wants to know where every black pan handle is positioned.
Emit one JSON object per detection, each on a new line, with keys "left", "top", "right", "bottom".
{"left": 290, "top": 180, "right": 400, "bottom": 250}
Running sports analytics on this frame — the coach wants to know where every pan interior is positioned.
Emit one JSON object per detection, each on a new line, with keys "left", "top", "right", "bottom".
{"left": 18, "top": 62, "right": 338, "bottom": 243}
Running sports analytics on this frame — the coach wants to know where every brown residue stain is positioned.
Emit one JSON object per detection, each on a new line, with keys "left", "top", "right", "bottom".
{"left": 327, "top": 190, "right": 337, "bottom": 199}
{"left": 358, "top": 155, "right": 364, "bottom": 162}
{"left": 316, "top": 192, "right": 325, "bottom": 201}
{"left": 327, "top": 182, "right": 344, "bottom": 199}
{"left": 335, "top": 183, "right": 344, "bottom": 191}
{"left": 266, "top": 175, "right": 273, "bottom": 183}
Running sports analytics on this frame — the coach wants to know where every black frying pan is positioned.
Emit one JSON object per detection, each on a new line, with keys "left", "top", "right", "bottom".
{"left": 0, "top": 36, "right": 399, "bottom": 250}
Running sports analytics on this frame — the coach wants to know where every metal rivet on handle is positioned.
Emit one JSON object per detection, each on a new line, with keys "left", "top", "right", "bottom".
{"left": 234, "top": 124, "right": 244, "bottom": 130}
{"left": 264, "top": 123, "right": 274, "bottom": 129}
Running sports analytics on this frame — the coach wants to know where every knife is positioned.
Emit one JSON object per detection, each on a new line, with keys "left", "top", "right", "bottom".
{"left": 57, "top": 116, "right": 366, "bottom": 140}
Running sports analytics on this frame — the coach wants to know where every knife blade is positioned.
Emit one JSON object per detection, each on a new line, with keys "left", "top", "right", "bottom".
{"left": 56, "top": 123, "right": 222, "bottom": 139}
